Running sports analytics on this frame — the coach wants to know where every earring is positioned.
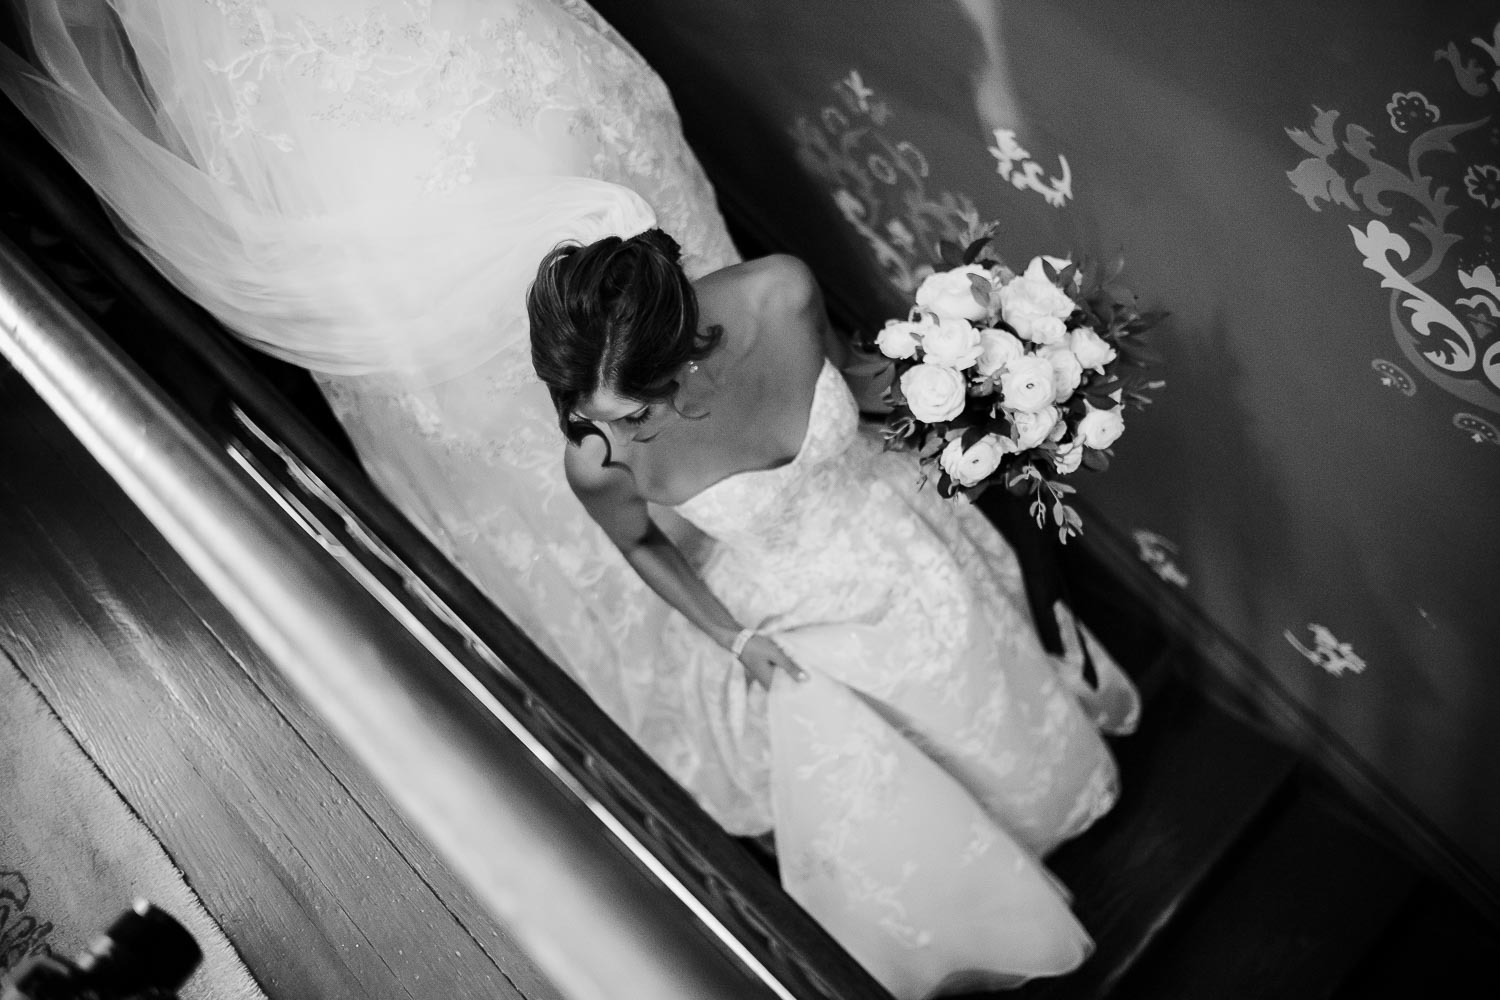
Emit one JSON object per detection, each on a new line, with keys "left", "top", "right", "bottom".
{"left": 688, "top": 361, "right": 700, "bottom": 374}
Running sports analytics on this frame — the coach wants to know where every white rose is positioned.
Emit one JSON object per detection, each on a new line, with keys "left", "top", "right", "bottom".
{"left": 997, "top": 354, "right": 1057, "bottom": 413}
{"left": 1069, "top": 326, "right": 1117, "bottom": 371}
{"left": 900, "top": 363, "right": 968, "bottom": 423}
{"left": 1042, "top": 344, "right": 1084, "bottom": 402}
{"left": 1077, "top": 405, "right": 1126, "bottom": 449}
{"left": 1052, "top": 438, "right": 1085, "bottom": 475}
{"left": 940, "top": 434, "right": 1015, "bottom": 487}
{"left": 998, "top": 264, "right": 1076, "bottom": 344}
{"left": 919, "top": 317, "right": 984, "bottom": 369}
{"left": 875, "top": 319, "right": 924, "bottom": 359}
{"left": 915, "top": 264, "right": 994, "bottom": 323}
{"left": 1009, "top": 405, "right": 1060, "bottom": 449}
{"left": 975, "top": 328, "right": 1024, "bottom": 377}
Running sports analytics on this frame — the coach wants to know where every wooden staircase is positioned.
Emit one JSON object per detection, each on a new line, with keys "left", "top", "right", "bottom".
{"left": 4, "top": 94, "right": 1497, "bottom": 1000}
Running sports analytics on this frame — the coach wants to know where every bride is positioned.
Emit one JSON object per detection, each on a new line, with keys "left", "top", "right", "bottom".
{"left": 1, "top": 1, "right": 1138, "bottom": 996}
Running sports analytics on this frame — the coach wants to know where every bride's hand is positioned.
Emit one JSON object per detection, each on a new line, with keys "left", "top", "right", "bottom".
{"left": 736, "top": 634, "right": 809, "bottom": 689}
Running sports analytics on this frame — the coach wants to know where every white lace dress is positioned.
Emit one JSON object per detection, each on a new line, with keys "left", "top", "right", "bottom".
{"left": 667, "top": 359, "right": 1139, "bottom": 997}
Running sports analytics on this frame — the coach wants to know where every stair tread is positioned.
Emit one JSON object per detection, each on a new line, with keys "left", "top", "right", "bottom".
{"left": 1332, "top": 881, "right": 1500, "bottom": 999}
{"left": 987, "top": 681, "right": 1299, "bottom": 1000}
{"left": 1110, "top": 780, "right": 1419, "bottom": 1000}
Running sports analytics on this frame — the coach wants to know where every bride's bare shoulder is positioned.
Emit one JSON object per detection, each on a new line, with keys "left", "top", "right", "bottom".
{"left": 698, "top": 254, "right": 821, "bottom": 347}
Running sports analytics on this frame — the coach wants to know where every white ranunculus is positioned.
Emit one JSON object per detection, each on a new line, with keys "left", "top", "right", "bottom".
{"left": 1009, "top": 405, "right": 1060, "bottom": 450}
{"left": 915, "top": 264, "right": 994, "bottom": 322}
{"left": 1042, "top": 344, "right": 1084, "bottom": 402}
{"left": 920, "top": 317, "right": 984, "bottom": 370}
{"left": 1052, "top": 438, "right": 1085, "bottom": 475}
{"left": 1069, "top": 325, "right": 1117, "bottom": 371}
{"left": 997, "top": 354, "right": 1057, "bottom": 413}
{"left": 975, "top": 328, "right": 1025, "bottom": 377}
{"left": 998, "top": 260, "right": 1076, "bottom": 345}
{"left": 1077, "top": 404, "right": 1126, "bottom": 449}
{"left": 900, "top": 363, "right": 968, "bottom": 423}
{"left": 875, "top": 318, "right": 925, "bottom": 359}
{"left": 1022, "top": 314, "right": 1070, "bottom": 346}
{"left": 940, "top": 433, "right": 1015, "bottom": 487}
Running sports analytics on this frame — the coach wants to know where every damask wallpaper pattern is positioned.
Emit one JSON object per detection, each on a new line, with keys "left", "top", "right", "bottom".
{"left": 589, "top": 1, "right": 1500, "bottom": 883}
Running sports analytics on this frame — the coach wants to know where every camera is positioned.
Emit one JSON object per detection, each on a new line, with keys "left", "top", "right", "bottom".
{"left": 1, "top": 900, "right": 202, "bottom": 1000}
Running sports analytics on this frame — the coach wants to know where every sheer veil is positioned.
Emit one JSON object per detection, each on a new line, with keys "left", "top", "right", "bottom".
{"left": 1, "top": 0, "right": 772, "bottom": 833}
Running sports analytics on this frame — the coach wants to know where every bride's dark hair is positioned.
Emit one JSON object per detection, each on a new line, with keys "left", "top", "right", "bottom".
{"left": 528, "top": 227, "right": 722, "bottom": 443}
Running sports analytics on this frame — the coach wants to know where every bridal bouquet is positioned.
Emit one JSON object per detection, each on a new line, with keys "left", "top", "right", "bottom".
{"left": 878, "top": 232, "right": 1164, "bottom": 542}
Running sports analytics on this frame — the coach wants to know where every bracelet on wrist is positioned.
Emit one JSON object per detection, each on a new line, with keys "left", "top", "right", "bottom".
{"left": 729, "top": 626, "right": 758, "bottom": 658}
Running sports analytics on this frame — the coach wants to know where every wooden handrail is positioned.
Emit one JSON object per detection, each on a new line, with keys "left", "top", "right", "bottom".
{"left": 0, "top": 104, "right": 890, "bottom": 1000}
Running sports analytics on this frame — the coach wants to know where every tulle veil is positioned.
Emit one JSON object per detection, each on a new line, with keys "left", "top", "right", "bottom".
{"left": 0, "top": 0, "right": 772, "bottom": 831}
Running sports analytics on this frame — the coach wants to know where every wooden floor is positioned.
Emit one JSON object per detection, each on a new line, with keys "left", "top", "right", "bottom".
{"left": 0, "top": 363, "right": 559, "bottom": 1000}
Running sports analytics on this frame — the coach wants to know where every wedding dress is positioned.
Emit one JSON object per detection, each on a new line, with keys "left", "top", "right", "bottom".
{"left": 671, "top": 359, "right": 1139, "bottom": 996}
{"left": 1, "top": 3, "right": 1139, "bottom": 996}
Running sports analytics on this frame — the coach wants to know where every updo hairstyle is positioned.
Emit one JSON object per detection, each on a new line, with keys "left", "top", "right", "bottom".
{"left": 528, "top": 228, "right": 722, "bottom": 442}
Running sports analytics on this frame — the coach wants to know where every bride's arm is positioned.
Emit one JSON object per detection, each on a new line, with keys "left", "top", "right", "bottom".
{"left": 564, "top": 440, "right": 806, "bottom": 687}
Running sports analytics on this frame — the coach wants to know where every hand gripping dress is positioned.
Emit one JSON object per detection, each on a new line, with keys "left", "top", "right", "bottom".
{"left": 670, "top": 360, "right": 1140, "bottom": 998}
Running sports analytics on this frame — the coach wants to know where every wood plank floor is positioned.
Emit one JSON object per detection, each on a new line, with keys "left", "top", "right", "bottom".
{"left": 0, "top": 362, "right": 559, "bottom": 1000}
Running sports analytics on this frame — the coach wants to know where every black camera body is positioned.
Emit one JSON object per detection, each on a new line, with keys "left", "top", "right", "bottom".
{"left": 1, "top": 901, "right": 201, "bottom": 1000}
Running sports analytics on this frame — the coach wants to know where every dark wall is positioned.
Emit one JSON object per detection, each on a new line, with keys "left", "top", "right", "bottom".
{"left": 591, "top": 1, "right": 1500, "bottom": 881}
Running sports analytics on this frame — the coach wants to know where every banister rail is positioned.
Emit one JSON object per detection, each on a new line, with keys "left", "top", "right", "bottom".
{"left": 0, "top": 107, "right": 890, "bottom": 1000}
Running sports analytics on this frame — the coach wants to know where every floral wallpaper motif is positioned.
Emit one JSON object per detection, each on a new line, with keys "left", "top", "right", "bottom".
{"left": 986, "top": 129, "right": 1072, "bottom": 208}
{"left": 1131, "top": 529, "right": 1188, "bottom": 588}
{"left": 1454, "top": 410, "right": 1500, "bottom": 444}
{"left": 792, "top": 72, "right": 1077, "bottom": 300}
{"left": 1284, "top": 624, "right": 1368, "bottom": 678}
{"left": 1286, "top": 19, "right": 1500, "bottom": 426}
{"left": 792, "top": 71, "right": 980, "bottom": 296}
{"left": 1371, "top": 358, "right": 1418, "bottom": 396}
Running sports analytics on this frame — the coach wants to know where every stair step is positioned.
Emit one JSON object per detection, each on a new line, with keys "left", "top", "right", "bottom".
{"left": 1332, "top": 881, "right": 1500, "bottom": 999}
{"left": 1108, "top": 779, "right": 1419, "bottom": 1000}
{"left": 993, "top": 681, "right": 1299, "bottom": 999}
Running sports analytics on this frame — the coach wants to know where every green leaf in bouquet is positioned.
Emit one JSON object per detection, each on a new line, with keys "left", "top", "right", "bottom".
{"left": 967, "top": 272, "right": 994, "bottom": 311}
{"left": 1116, "top": 341, "right": 1164, "bottom": 367}
{"left": 960, "top": 423, "right": 988, "bottom": 451}
{"left": 962, "top": 234, "right": 994, "bottom": 265}
{"left": 937, "top": 239, "right": 965, "bottom": 269}
{"left": 1131, "top": 308, "right": 1170, "bottom": 330}
{"left": 1081, "top": 448, "right": 1111, "bottom": 472}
